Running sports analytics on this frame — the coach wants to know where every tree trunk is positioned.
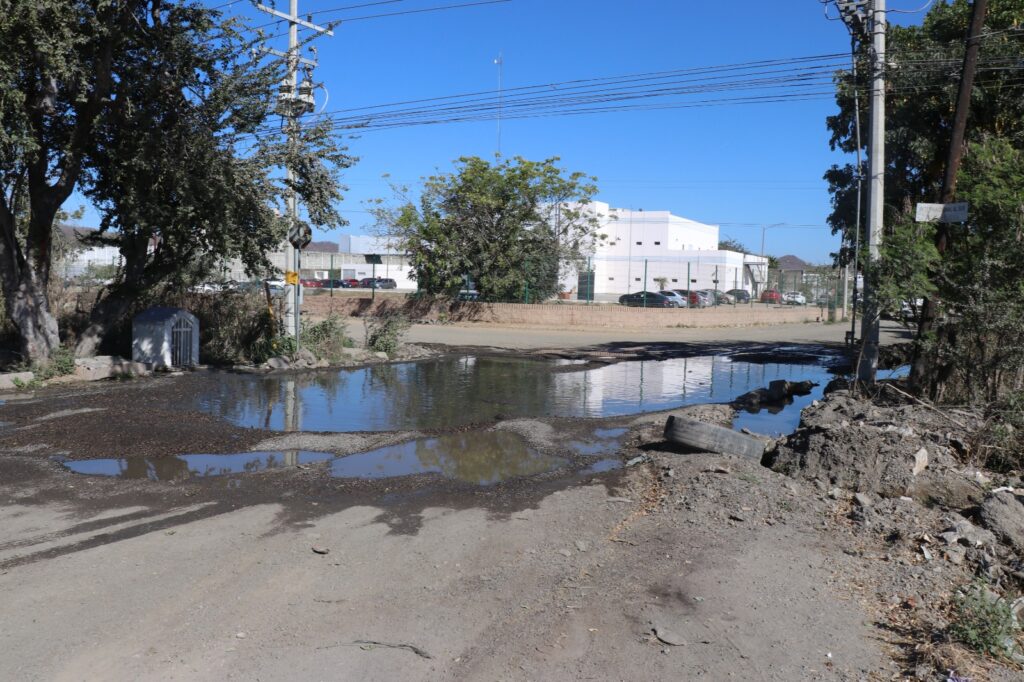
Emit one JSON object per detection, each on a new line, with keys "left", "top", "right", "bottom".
{"left": 75, "top": 290, "right": 135, "bottom": 358}
{"left": 4, "top": 273, "right": 60, "bottom": 365}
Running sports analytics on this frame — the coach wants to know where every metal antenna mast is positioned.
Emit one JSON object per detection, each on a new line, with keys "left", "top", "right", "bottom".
{"left": 256, "top": 1, "right": 334, "bottom": 341}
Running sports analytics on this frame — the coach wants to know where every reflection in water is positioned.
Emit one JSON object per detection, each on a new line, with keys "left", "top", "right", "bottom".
{"left": 194, "top": 356, "right": 840, "bottom": 433}
{"left": 330, "top": 430, "right": 565, "bottom": 485}
{"left": 61, "top": 451, "right": 335, "bottom": 480}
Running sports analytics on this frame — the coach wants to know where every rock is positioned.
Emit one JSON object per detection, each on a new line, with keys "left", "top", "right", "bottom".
{"left": 911, "top": 447, "right": 928, "bottom": 476}
{"left": 266, "top": 356, "right": 290, "bottom": 370}
{"left": 0, "top": 371, "right": 34, "bottom": 390}
{"left": 944, "top": 514, "right": 996, "bottom": 548}
{"left": 374, "top": 352, "right": 389, "bottom": 360}
{"left": 311, "top": 545, "right": 330, "bottom": 555}
{"left": 978, "top": 491, "right": 1024, "bottom": 554}
{"left": 315, "top": 359, "right": 330, "bottom": 368}
{"left": 854, "top": 492, "right": 874, "bottom": 507}
{"left": 828, "top": 487, "right": 842, "bottom": 500}
{"left": 73, "top": 356, "right": 152, "bottom": 381}
{"left": 295, "top": 348, "right": 317, "bottom": 367}
{"left": 574, "top": 540, "right": 590, "bottom": 553}
{"left": 625, "top": 455, "right": 648, "bottom": 467}
{"left": 557, "top": 549, "right": 573, "bottom": 557}
{"left": 652, "top": 626, "right": 686, "bottom": 647}
{"left": 236, "top": 632, "right": 247, "bottom": 639}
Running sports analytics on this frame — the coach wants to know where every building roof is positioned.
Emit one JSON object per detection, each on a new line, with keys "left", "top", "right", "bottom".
{"left": 777, "top": 254, "right": 810, "bottom": 271}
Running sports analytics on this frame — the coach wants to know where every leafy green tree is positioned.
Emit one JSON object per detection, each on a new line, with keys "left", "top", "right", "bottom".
{"left": 0, "top": 1, "right": 352, "bottom": 363}
{"left": 823, "top": 0, "right": 1024, "bottom": 397}
{"left": 371, "top": 156, "right": 603, "bottom": 302}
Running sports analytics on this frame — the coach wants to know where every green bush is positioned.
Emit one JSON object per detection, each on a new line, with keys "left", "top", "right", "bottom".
{"left": 34, "top": 346, "right": 77, "bottom": 380}
{"left": 365, "top": 312, "right": 410, "bottom": 356}
{"left": 301, "top": 315, "right": 354, "bottom": 363}
{"left": 948, "top": 582, "right": 1020, "bottom": 657}
{"left": 186, "top": 292, "right": 279, "bottom": 365}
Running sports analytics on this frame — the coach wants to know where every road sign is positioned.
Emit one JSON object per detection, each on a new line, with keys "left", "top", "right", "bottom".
{"left": 285, "top": 271, "right": 299, "bottom": 285}
{"left": 287, "top": 223, "right": 312, "bottom": 249}
{"left": 915, "top": 202, "right": 968, "bottom": 223}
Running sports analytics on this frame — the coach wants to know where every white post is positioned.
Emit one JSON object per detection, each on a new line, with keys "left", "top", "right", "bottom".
{"left": 858, "top": 0, "right": 885, "bottom": 382}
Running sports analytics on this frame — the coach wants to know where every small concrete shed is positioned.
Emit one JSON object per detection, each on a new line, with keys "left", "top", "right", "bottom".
{"left": 132, "top": 307, "right": 199, "bottom": 368}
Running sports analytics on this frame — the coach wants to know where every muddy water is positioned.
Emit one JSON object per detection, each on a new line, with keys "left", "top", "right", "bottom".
{"left": 59, "top": 451, "right": 336, "bottom": 481}
{"left": 329, "top": 430, "right": 565, "bottom": 485}
{"left": 59, "top": 432, "right": 568, "bottom": 485}
{"left": 195, "top": 356, "right": 839, "bottom": 433}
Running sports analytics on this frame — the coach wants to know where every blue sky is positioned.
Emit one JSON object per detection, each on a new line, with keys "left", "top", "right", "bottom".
{"left": 71, "top": 0, "right": 935, "bottom": 264}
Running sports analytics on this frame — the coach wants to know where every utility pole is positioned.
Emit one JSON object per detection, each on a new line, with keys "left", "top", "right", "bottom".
{"left": 256, "top": 1, "right": 333, "bottom": 341}
{"left": 911, "top": 0, "right": 988, "bottom": 389}
{"left": 855, "top": 0, "right": 885, "bottom": 383}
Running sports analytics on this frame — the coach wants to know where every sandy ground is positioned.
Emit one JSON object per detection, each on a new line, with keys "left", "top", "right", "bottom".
{"left": 403, "top": 319, "right": 910, "bottom": 350}
{"left": 0, "top": 323, "right": 924, "bottom": 680}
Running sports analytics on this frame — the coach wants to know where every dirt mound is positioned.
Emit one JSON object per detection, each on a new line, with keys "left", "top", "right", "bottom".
{"left": 763, "top": 390, "right": 984, "bottom": 505}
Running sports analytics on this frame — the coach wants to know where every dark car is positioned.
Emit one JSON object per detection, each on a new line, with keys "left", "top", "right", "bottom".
{"left": 618, "top": 291, "right": 676, "bottom": 308}
{"left": 672, "top": 289, "right": 706, "bottom": 308}
{"left": 322, "top": 279, "right": 350, "bottom": 288}
{"left": 726, "top": 289, "right": 751, "bottom": 304}
{"left": 760, "top": 289, "right": 782, "bottom": 304}
{"left": 358, "top": 277, "right": 398, "bottom": 289}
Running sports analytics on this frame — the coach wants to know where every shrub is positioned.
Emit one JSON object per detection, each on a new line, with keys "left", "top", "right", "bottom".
{"left": 948, "top": 581, "right": 1020, "bottom": 657}
{"left": 365, "top": 312, "right": 410, "bottom": 356}
{"left": 300, "top": 315, "right": 354, "bottom": 363}
{"left": 976, "top": 391, "right": 1024, "bottom": 473}
{"left": 34, "top": 346, "right": 77, "bottom": 380}
{"left": 185, "top": 292, "right": 279, "bottom": 365}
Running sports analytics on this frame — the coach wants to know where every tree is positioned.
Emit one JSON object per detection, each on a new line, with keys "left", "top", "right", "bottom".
{"left": 371, "top": 156, "right": 603, "bottom": 302}
{"left": 73, "top": 5, "right": 352, "bottom": 356}
{"left": 0, "top": 1, "right": 352, "bottom": 363}
{"left": 718, "top": 237, "right": 749, "bottom": 253}
{"left": 823, "top": 0, "right": 1024, "bottom": 398}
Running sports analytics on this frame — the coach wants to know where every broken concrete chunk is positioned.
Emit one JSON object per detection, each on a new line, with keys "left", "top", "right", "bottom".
{"left": 978, "top": 492, "right": 1024, "bottom": 554}
{"left": 854, "top": 492, "right": 874, "bottom": 507}
{"left": 911, "top": 447, "right": 928, "bottom": 476}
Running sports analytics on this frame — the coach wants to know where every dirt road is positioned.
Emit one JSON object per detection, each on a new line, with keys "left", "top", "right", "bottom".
{"left": 0, "top": 332, "right": 917, "bottom": 680}
{"left": 403, "top": 319, "right": 910, "bottom": 350}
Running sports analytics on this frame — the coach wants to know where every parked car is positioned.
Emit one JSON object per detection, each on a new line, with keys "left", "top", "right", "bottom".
{"left": 760, "top": 289, "right": 782, "bottom": 304}
{"left": 263, "top": 278, "right": 285, "bottom": 296}
{"left": 702, "top": 289, "right": 735, "bottom": 305}
{"left": 300, "top": 278, "right": 324, "bottom": 288}
{"left": 659, "top": 290, "right": 688, "bottom": 308}
{"left": 618, "top": 291, "right": 676, "bottom": 308}
{"left": 357, "top": 277, "right": 398, "bottom": 289}
{"left": 782, "top": 291, "right": 807, "bottom": 305}
{"left": 672, "top": 289, "right": 707, "bottom": 308}
{"left": 726, "top": 289, "right": 751, "bottom": 304}
{"left": 321, "top": 279, "right": 350, "bottom": 288}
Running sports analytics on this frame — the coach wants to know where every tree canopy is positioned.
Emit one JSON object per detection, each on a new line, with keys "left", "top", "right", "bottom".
{"left": 0, "top": 0, "right": 352, "bottom": 362}
{"left": 824, "top": 0, "right": 1024, "bottom": 399}
{"left": 371, "top": 156, "right": 603, "bottom": 302}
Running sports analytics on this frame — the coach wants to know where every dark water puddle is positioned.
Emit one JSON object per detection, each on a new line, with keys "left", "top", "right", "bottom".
{"left": 194, "top": 355, "right": 841, "bottom": 433}
{"left": 330, "top": 430, "right": 566, "bottom": 485}
{"left": 59, "top": 451, "right": 335, "bottom": 481}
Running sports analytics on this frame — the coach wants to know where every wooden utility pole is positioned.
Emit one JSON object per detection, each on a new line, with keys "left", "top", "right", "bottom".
{"left": 911, "top": 0, "right": 988, "bottom": 390}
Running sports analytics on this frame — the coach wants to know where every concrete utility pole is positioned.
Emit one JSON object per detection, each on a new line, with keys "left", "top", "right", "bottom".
{"left": 857, "top": 0, "right": 885, "bottom": 383}
{"left": 255, "top": 2, "right": 333, "bottom": 340}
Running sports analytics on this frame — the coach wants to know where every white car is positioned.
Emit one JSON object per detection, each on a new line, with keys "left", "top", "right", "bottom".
{"left": 783, "top": 291, "right": 807, "bottom": 305}
{"left": 658, "top": 290, "right": 688, "bottom": 308}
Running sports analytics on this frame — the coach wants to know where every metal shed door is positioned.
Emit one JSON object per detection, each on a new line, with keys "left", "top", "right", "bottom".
{"left": 171, "top": 318, "right": 194, "bottom": 367}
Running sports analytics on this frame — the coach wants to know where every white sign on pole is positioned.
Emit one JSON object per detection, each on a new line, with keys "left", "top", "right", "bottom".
{"left": 915, "top": 202, "right": 968, "bottom": 223}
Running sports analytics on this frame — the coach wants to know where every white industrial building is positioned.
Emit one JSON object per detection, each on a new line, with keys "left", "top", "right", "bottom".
{"left": 562, "top": 202, "right": 768, "bottom": 300}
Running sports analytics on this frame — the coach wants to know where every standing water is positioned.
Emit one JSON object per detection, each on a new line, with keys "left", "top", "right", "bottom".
{"left": 193, "top": 355, "right": 840, "bottom": 433}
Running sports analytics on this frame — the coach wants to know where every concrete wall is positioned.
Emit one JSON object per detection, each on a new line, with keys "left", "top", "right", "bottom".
{"left": 302, "top": 296, "right": 825, "bottom": 330}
